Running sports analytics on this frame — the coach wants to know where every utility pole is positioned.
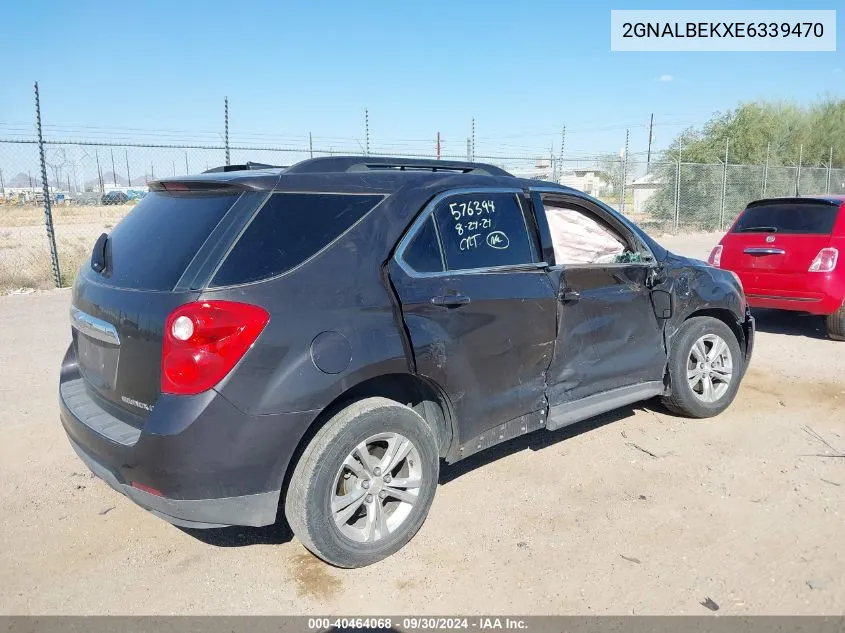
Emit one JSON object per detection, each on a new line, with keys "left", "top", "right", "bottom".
{"left": 471, "top": 118, "right": 476, "bottom": 161}
{"left": 646, "top": 113, "right": 654, "bottom": 173}
{"left": 436, "top": 131, "right": 441, "bottom": 160}
{"left": 558, "top": 126, "right": 566, "bottom": 168}
{"left": 620, "top": 129, "right": 630, "bottom": 213}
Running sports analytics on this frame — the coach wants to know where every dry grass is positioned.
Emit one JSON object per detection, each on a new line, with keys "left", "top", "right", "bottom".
{"left": 0, "top": 205, "right": 129, "bottom": 293}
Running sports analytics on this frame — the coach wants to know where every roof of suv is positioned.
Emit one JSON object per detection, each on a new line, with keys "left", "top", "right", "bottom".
{"left": 150, "top": 155, "right": 578, "bottom": 195}
{"left": 747, "top": 195, "right": 845, "bottom": 207}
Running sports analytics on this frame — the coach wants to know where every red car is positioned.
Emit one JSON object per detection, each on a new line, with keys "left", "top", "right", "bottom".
{"left": 708, "top": 196, "right": 845, "bottom": 340}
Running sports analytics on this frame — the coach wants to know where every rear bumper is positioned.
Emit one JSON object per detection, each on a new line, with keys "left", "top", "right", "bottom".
{"left": 737, "top": 271, "right": 845, "bottom": 315}
{"left": 59, "top": 344, "right": 318, "bottom": 529}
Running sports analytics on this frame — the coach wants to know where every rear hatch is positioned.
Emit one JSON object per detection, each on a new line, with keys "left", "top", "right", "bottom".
{"left": 70, "top": 187, "right": 259, "bottom": 422}
{"left": 720, "top": 199, "right": 840, "bottom": 277}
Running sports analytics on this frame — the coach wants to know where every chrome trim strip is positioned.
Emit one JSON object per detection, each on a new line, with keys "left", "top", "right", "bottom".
{"left": 70, "top": 307, "right": 121, "bottom": 345}
{"left": 744, "top": 247, "right": 786, "bottom": 255}
{"left": 395, "top": 187, "right": 545, "bottom": 279}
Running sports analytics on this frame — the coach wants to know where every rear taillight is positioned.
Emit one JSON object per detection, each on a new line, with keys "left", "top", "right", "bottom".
{"left": 162, "top": 300, "right": 269, "bottom": 395}
{"left": 708, "top": 244, "right": 723, "bottom": 267}
{"left": 808, "top": 247, "right": 838, "bottom": 273}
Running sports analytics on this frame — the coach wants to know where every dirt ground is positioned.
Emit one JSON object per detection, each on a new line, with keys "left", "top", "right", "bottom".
{"left": 0, "top": 232, "right": 843, "bottom": 615}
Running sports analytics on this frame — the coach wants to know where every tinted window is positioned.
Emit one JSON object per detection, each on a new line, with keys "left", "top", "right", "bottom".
{"left": 212, "top": 193, "right": 384, "bottom": 287}
{"left": 432, "top": 192, "right": 535, "bottom": 271}
{"left": 732, "top": 202, "right": 840, "bottom": 235}
{"left": 98, "top": 192, "right": 238, "bottom": 291}
{"left": 403, "top": 216, "right": 443, "bottom": 272}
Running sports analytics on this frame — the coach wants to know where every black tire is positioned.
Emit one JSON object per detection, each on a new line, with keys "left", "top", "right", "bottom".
{"left": 826, "top": 304, "right": 845, "bottom": 341}
{"left": 285, "top": 397, "right": 439, "bottom": 568}
{"left": 661, "top": 316, "right": 744, "bottom": 418}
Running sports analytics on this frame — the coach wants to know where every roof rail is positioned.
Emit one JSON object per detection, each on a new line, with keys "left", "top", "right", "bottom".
{"left": 283, "top": 156, "right": 512, "bottom": 177}
{"left": 203, "top": 161, "right": 284, "bottom": 173}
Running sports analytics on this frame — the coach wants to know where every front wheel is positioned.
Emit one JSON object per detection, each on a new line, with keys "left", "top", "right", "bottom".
{"left": 285, "top": 397, "right": 440, "bottom": 568}
{"left": 661, "top": 316, "right": 744, "bottom": 418}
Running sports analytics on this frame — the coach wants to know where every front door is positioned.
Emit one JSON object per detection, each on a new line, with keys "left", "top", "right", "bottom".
{"left": 388, "top": 188, "right": 557, "bottom": 445}
{"left": 531, "top": 191, "right": 667, "bottom": 406}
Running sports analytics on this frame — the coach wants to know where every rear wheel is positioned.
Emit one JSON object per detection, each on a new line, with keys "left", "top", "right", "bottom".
{"left": 661, "top": 317, "right": 743, "bottom": 418}
{"left": 285, "top": 397, "right": 439, "bottom": 568}
{"left": 825, "top": 303, "right": 845, "bottom": 341}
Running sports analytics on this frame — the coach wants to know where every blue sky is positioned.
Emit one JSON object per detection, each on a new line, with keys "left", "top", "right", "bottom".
{"left": 0, "top": 0, "right": 843, "bottom": 161}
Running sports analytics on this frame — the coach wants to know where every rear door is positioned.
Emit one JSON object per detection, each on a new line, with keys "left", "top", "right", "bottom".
{"left": 721, "top": 199, "right": 840, "bottom": 276}
{"left": 70, "top": 188, "right": 264, "bottom": 420}
{"left": 388, "top": 188, "right": 557, "bottom": 445}
{"left": 531, "top": 191, "right": 666, "bottom": 405}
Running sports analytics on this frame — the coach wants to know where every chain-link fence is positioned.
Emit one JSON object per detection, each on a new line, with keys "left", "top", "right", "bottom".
{"left": 2, "top": 87, "right": 845, "bottom": 291}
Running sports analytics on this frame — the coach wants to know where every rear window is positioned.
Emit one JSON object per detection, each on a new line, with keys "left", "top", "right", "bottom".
{"left": 732, "top": 202, "right": 840, "bottom": 235}
{"left": 97, "top": 192, "right": 238, "bottom": 291}
{"left": 210, "top": 192, "right": 384, "bottom": 287}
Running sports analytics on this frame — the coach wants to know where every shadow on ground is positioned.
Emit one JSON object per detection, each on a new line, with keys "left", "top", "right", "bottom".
{"left": 752, "top": 308, "right": 829, "bottom": 340}
{"left": 179, "top": 518, "right": 294, "bottom": 547}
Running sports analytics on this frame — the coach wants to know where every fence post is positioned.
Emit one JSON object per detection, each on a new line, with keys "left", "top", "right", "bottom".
{"left": 364, "top": 109, "right": 370, "bottom": 156}
{"left": 34, "top": 82, "right": 62, "bottom": 288}
{"left": 619, "top": 129, "right": 629, "bottom": 214}
{"left": 796, "top": 144, "right": 803, "bottom": 195}
{"left": 826, "top": 147, "right": 833, "bottom": 194}
{"left": 471, "top": 118, "right": 476, "bottom": 161}
{"left": 309, "top": 132, "right": 314, "bottom": 159}
{"left": 762, "top": 142, "right": 769, "bottom": 196}
{"left": 224, "top": 97, "right": 230, "bottom": 166}
{"left": 125, "top": 149, "right": 131, "bottom": 187}
{"left": 674, "top": 142, "right": 682, "bottom": 234}
{"left": 719, "top": 138, "right": 729, "bottom": 230}
{"left": 466, "top": 138, "right": 471, "bottom": 161}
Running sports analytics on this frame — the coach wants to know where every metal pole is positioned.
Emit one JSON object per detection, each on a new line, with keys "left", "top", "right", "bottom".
{"left": 185, "top": 151, "right": 189, "bottom": 175}
{"left": 309, "top": 132, "right": 313, "bottom": 159}
{"left": 762, "top": 142, "right": 769, "bottom": 197}
{"left": 558, "top": 126, "right": 566, "bottom": 167}
{"left": 471, "top": 118, "right": 476, "bottom": 161}
{"left": 110, "top": 148, "right": 117, "bottom": 186}
{"left": 796, "top": 144, "right": 803, "bottom": 196}
{"left": 466, "top": 138, "right": 471, "bottom": 161}
{"left": 646, "top": 113, "right": 654, "bottom": 173}
{"left": 364, "top": 109, "right": 370, "bottom": 156}
{"left": 224, "top": 97, "right": 230, "bottom": 166}
{"left": 619, "top": 129, "right": 629, "bottom": 213}
{"left": 34, "top": 82, "right": 62, "bottom": 287}
{"left": 719, "top": 138, "right": 729, "bottom": 230}
{"left": 436, "top": 132, "right": 441, "bottom": 160}
{"left": 0, "top": 168, "right": 4, "bottom": 195}
{"left": 549, "top": 143, "right": 555, "bottom": 182}
{"left": 826, "top": 147, "right": 833, "bottom": 195}
{"left": 125, "top": 149, "right": 131, "bottom": 187}
{"left": 674, "top": 141, "right": 682, "bottom": 234}
{"left": 95, "top": 150, "right": 103, "bottom": 193}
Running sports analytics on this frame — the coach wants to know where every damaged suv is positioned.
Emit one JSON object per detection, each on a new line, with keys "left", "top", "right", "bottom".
{"left": 60, "top": 157, "right": 754, "bottom": 567}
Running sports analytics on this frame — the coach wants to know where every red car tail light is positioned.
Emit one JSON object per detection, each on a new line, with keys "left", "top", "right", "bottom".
{"left": 708, "top": 244, "right": 723, "bottom": 267}
{"left": 162, "top": 300, "right": 269, "bottom": 395}
{"left": 808, "top": 247, "right": 838, "bottom": 273}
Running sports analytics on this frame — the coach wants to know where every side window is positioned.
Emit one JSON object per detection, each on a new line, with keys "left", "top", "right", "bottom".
{"left": 211, "top": 192, "right": 384, "bottom": 287}
{"left": 541, "top": 197, "right": 642, "bottom": 266}
{"left": 432, "top": 192, "right": 536, "bottom": 271}
{"left": 403, "top": 216, "right": 444, "bottom": 273}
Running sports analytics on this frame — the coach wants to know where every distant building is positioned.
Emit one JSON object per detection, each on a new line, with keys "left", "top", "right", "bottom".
{"left": 629, "top": 172, "right": 664, "bottom": 214}
{"left": 559, "top": 170, "right": 608, "bottom": 198}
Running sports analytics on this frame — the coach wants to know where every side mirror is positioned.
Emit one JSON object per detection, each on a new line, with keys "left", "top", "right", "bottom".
{"left": 651, "top": 289, "right": 673, "bottom": 319}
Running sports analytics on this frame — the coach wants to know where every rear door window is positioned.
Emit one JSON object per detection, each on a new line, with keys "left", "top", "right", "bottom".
{"left": 732, "top": 201, "right": 840, "bottom": 235}
{"left": 211, "top": 192, "right": 384, "bottom": 287}
{"left": 97, "top": 191, "right": 239, "bottom": 291}
{"left": 431, "top": 192, "right": 536, "bottom": 271}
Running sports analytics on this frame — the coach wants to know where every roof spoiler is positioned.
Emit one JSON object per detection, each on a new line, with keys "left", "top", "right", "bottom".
{"left": 203, "top": 161, "right": 284, "bottom": 173}
{"left": 283, "top": 156, "right": 512, "bottom": 177}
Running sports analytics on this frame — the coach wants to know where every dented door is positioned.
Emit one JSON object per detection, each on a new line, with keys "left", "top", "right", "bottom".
{"left": 545, "top": 264, "right": 666, "bottom": 405}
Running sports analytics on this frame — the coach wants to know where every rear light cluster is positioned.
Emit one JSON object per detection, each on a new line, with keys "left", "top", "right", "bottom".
{"left": 708, "top": 244, "right": 723, "bottom": 267}
{"left": 809, "top": 248, "right": 838, "bottom": 273}
{"left": 162, "top": 301, "right": 269, "bottom": 395}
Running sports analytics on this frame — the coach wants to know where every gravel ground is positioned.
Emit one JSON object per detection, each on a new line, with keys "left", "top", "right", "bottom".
{"left": 0, "top": 232, "right": 843, "bottom": 615}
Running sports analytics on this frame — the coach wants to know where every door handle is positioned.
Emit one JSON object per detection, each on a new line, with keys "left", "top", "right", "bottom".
{"left": 559, "top": 289, "right": 581, "bottom": 303}
{"left": 430, "top": 294, "right": 471, "bottom": 308}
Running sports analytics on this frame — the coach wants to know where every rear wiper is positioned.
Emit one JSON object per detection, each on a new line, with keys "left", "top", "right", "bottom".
{"left": 736, "top": 226, "right": 779, "bottom": 233}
